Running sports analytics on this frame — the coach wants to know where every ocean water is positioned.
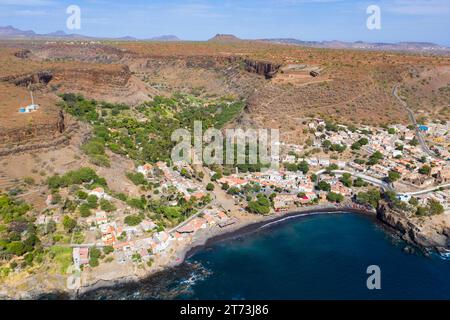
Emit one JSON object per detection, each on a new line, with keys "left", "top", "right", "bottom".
{"left": 174, "top": 213, "right": 450, "bottom": 300}
{"left": 79, "top": 213, "right": 450, "bottom": 300}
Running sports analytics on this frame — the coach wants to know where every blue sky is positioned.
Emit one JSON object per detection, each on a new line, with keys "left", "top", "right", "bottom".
{"left": 0, "top": 0, "right": 449, "bottom": 45}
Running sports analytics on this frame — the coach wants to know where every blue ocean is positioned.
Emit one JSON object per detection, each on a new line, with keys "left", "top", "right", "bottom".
{"left": 175, "top": 213, "right": 450, "bottom": 300}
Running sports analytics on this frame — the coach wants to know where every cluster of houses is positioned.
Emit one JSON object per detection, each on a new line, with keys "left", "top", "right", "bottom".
{"left": 420, "top": 122, "right": 450, "bottom": 159}
{"left": 177, "top": 209, "right": 234, "bottom": 233}
{"left": 307, "top": 120, "right": 449, "bottom": 186}
{"left": 138, "top": 162, "right": 207, "bottom": 201}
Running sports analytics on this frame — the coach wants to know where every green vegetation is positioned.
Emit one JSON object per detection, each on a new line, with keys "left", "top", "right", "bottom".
{"left": 49, "top": 246, "right": 73, "bottom": 273}
{"left": 326, "top": 192, "right": 344, "bottom": 203}
{"left": 367, "top": 151, "right": 384, "bottom": 166}
{"left": 124, "top": 215, "right": 142, "bottom": 226}
{"left": 62, "top": 215, "right": 77, "bottom": 233}
{"left": 47, "top": 167, "right": 106, "bottom": 190}
{"left": 416, "top": 199, "right": 444, "bottom": 216}
{"left": 418, "top": 165, "right": 431, "bottom": 175}
{"left": 340, "top": 173, "right": 353, "bottom": 187}
{"left": 0, "top": 195, "right": 41, "bottom": 265}
{"left": 89, "top": 247, "right": 102, "bottom": 267}
{"left": 247, "top": 195, "right": 271, "bottom": 215}
{"left": 387, "top": 170, "right": 401, "bottom": 183}
{"left": 356, "top": 189, "right": 381, "bottom": 208}
{"left": 59, "top": 93, "right": 245, "bottom": 165}
{"left": 351, "top": 138, "right": 369, "bottom": 150}
{"left": 126, "top": 172, "right": 147, "bottom": 186}
{"left": 316, "top": 181, "right": 331, "bottom": 192}
{"left": 284, "top": 160, "right": 309, "bottom": 174}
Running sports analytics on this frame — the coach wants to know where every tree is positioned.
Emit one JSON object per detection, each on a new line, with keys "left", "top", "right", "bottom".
{"left": 63, "top": 215, "right": 77, "bottom": 232}
{"left": 126, "top": 172, "right": 147, "bottom": 185}
{"left": 322, "top": 140, "right": 332, "bottom": 150}
{"left": 247, "top": 195, "right": 271, "bottom": 215}
{"left": 103, "top": 246, "right": 114, "bottom": 255}
{"left": 353, "top": 177, "right": 367, "bottom": 188}
{"left": 367, "top": 151, "right": 383, "bottom": 165}
{"left": 6, "top": 241, "right": 26, "bottom": 256}
{"left": 387, "top": 170, "right": 401, "bottom": 183}
{"left": 408, "top": 197, "right": 419, "bottom": 206}
{"left": 326, "top": 192, "right": 344, "bottom": 203}
{"left": 298, "top": 160, "right": 309, "bottom": 174}
{"left": 79, "top": 204, "right": 92, "bottom": 217}
{"left": 100, "top": 199, "right": 116, "bottom": 212}
{"left": 76, "top": 190, "right": 88, "bottom": 200}
{"left": 356, "top": 189, "right": 381, "bottom": 208}
{"left": 89, "top": 247, "right": 101, "bottom": 267}
{"left": 124, "top": 215, "right": 142, "bottom": 226}
{"left": 206, "top": 183, "right": 214, "bottom": 191}
{"left": 409, "top": 138, "right": 419, "bottom": 146}
{"left": 351, "top": 142, "right": 361, "bottom": 150}
{"left": 211, "top": 172, "right": 222, "bottom": 181}
{"left": 428, "top": 199, "right": 444, "bottom": 216}
{"left": 227, "top": 187, "right": 240, "bottom": 195}
{"left": 316, "top": 181, "right": 331, "bottom": 192}
{"left": 418, "top": 165, "right": 431, "bottom": 175}
{"left": 86, "top": 195, "right": 98, "bottom": 209}
{"left": 340, "top": 173, "right": 353, "bottom": 187}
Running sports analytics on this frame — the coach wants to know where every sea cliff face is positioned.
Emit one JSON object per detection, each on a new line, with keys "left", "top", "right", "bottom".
{"left": 377, "top": 201, "right": 449, "bottom": 250}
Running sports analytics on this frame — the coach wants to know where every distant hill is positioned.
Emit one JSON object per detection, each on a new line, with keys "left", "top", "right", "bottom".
{"left": 0, "top": 25, "right": 37, "bottom": 38}
{"left": 208, "top": 34, "right": 242, "bottom": 42}
{"left": 147, "top": 35, "right": 180, "bottom": 41}
{"left": 259, "top": 38, "right": 450, "bottom": 54}
{"left": 0, "top": 26, "right": 181, "bottom": 42}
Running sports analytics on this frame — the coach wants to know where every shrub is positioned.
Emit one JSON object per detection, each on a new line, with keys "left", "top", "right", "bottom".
{"left": 124, "top": 215, "right": 142, "bottom": 226}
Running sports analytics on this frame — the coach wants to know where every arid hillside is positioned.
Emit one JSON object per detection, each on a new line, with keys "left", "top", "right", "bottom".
{"left": 0, "top": 39, "right": 449, "bottom": 148}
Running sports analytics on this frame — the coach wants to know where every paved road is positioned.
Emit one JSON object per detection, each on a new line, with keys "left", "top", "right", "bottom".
{"left": 316, "top": 168, "right": 450, "bottom": 197}
{"left": 400, "top": 183, "right": 450, "bottom": 196}
{"left": 392, "top": 84, "right": 437, "bottom": 159}
{"left": 315, "top": 169, "right": 394, "bottom": 191}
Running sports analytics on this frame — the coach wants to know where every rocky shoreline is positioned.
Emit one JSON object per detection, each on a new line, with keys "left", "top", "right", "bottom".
{"left": 73, "top": 205, "right": 377, "bottom": 298}
{"left": 376, "top": 201, "right": 450, "bottom": 255}
{"left": 1, "top": 203, "right": 448, "bottom": 300}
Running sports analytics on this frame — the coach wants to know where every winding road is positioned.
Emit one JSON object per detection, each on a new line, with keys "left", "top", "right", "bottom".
{"left": 315, "top": 169, "right": 394, "bottom": 191}
{"left": 392, "top": 84, "right": 437, "bottom": 159}
{"left": 315, "top": 169, "right": 449, "bottom": 196}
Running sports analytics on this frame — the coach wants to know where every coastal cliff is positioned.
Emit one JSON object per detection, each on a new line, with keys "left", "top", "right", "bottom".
{"left": 377, "top": 201, "right": 449, "bottom": 250}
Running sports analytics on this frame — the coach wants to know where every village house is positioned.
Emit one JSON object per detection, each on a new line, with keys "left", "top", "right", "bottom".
{"left": 73, "top": 247, "right": 89, "bottom": 268}
{"left": 273, "top": 194, "right": 297, "bottom": 211}
{"left": 177, "top": 217, "right": 208, "bottom": 233}
{"left": 140, "top": 220, "right": 157, "bottom": 232}
{"left": 137, "top": 163, "right": 153, "bottom": 176}
{"left": 89, "top": 187, "right": 112, "bottom": 200}
{"left": 95, "top": 210, "right": 108, "bottom": 226}
{"left": 218, "top": 176, "right": 248, "bottom": 189}
{"left": 151, "top": 231, "right": 171, "bottom": 253}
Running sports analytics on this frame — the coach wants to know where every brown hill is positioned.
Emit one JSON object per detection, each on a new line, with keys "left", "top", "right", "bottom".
{"left": 0, "top": 39, "right": 449, "bottom": 148}
{"left": 208, "top": 34, "right": 242, "bottom": 42}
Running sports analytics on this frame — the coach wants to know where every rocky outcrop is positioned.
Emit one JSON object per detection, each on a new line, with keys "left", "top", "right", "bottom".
{"left": 377, "top": 201, "right": 448, "bottom": 250}
{"left": 243, "top": 59, "right": 281, "bottom": 79}
{"left": 1, "top": 71, "right": 53, "bottom": 87}
{"left": 57, "top": 110, "right": 65, "bottom": 133}
{"left": 0, "top": 109, "right": 68, "bottom": 150}
{"left": 0, "top": 123, "right": 77, "bottom": 157}
{"left": 14, "top": 49, "right": 31, "bottom": 59}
